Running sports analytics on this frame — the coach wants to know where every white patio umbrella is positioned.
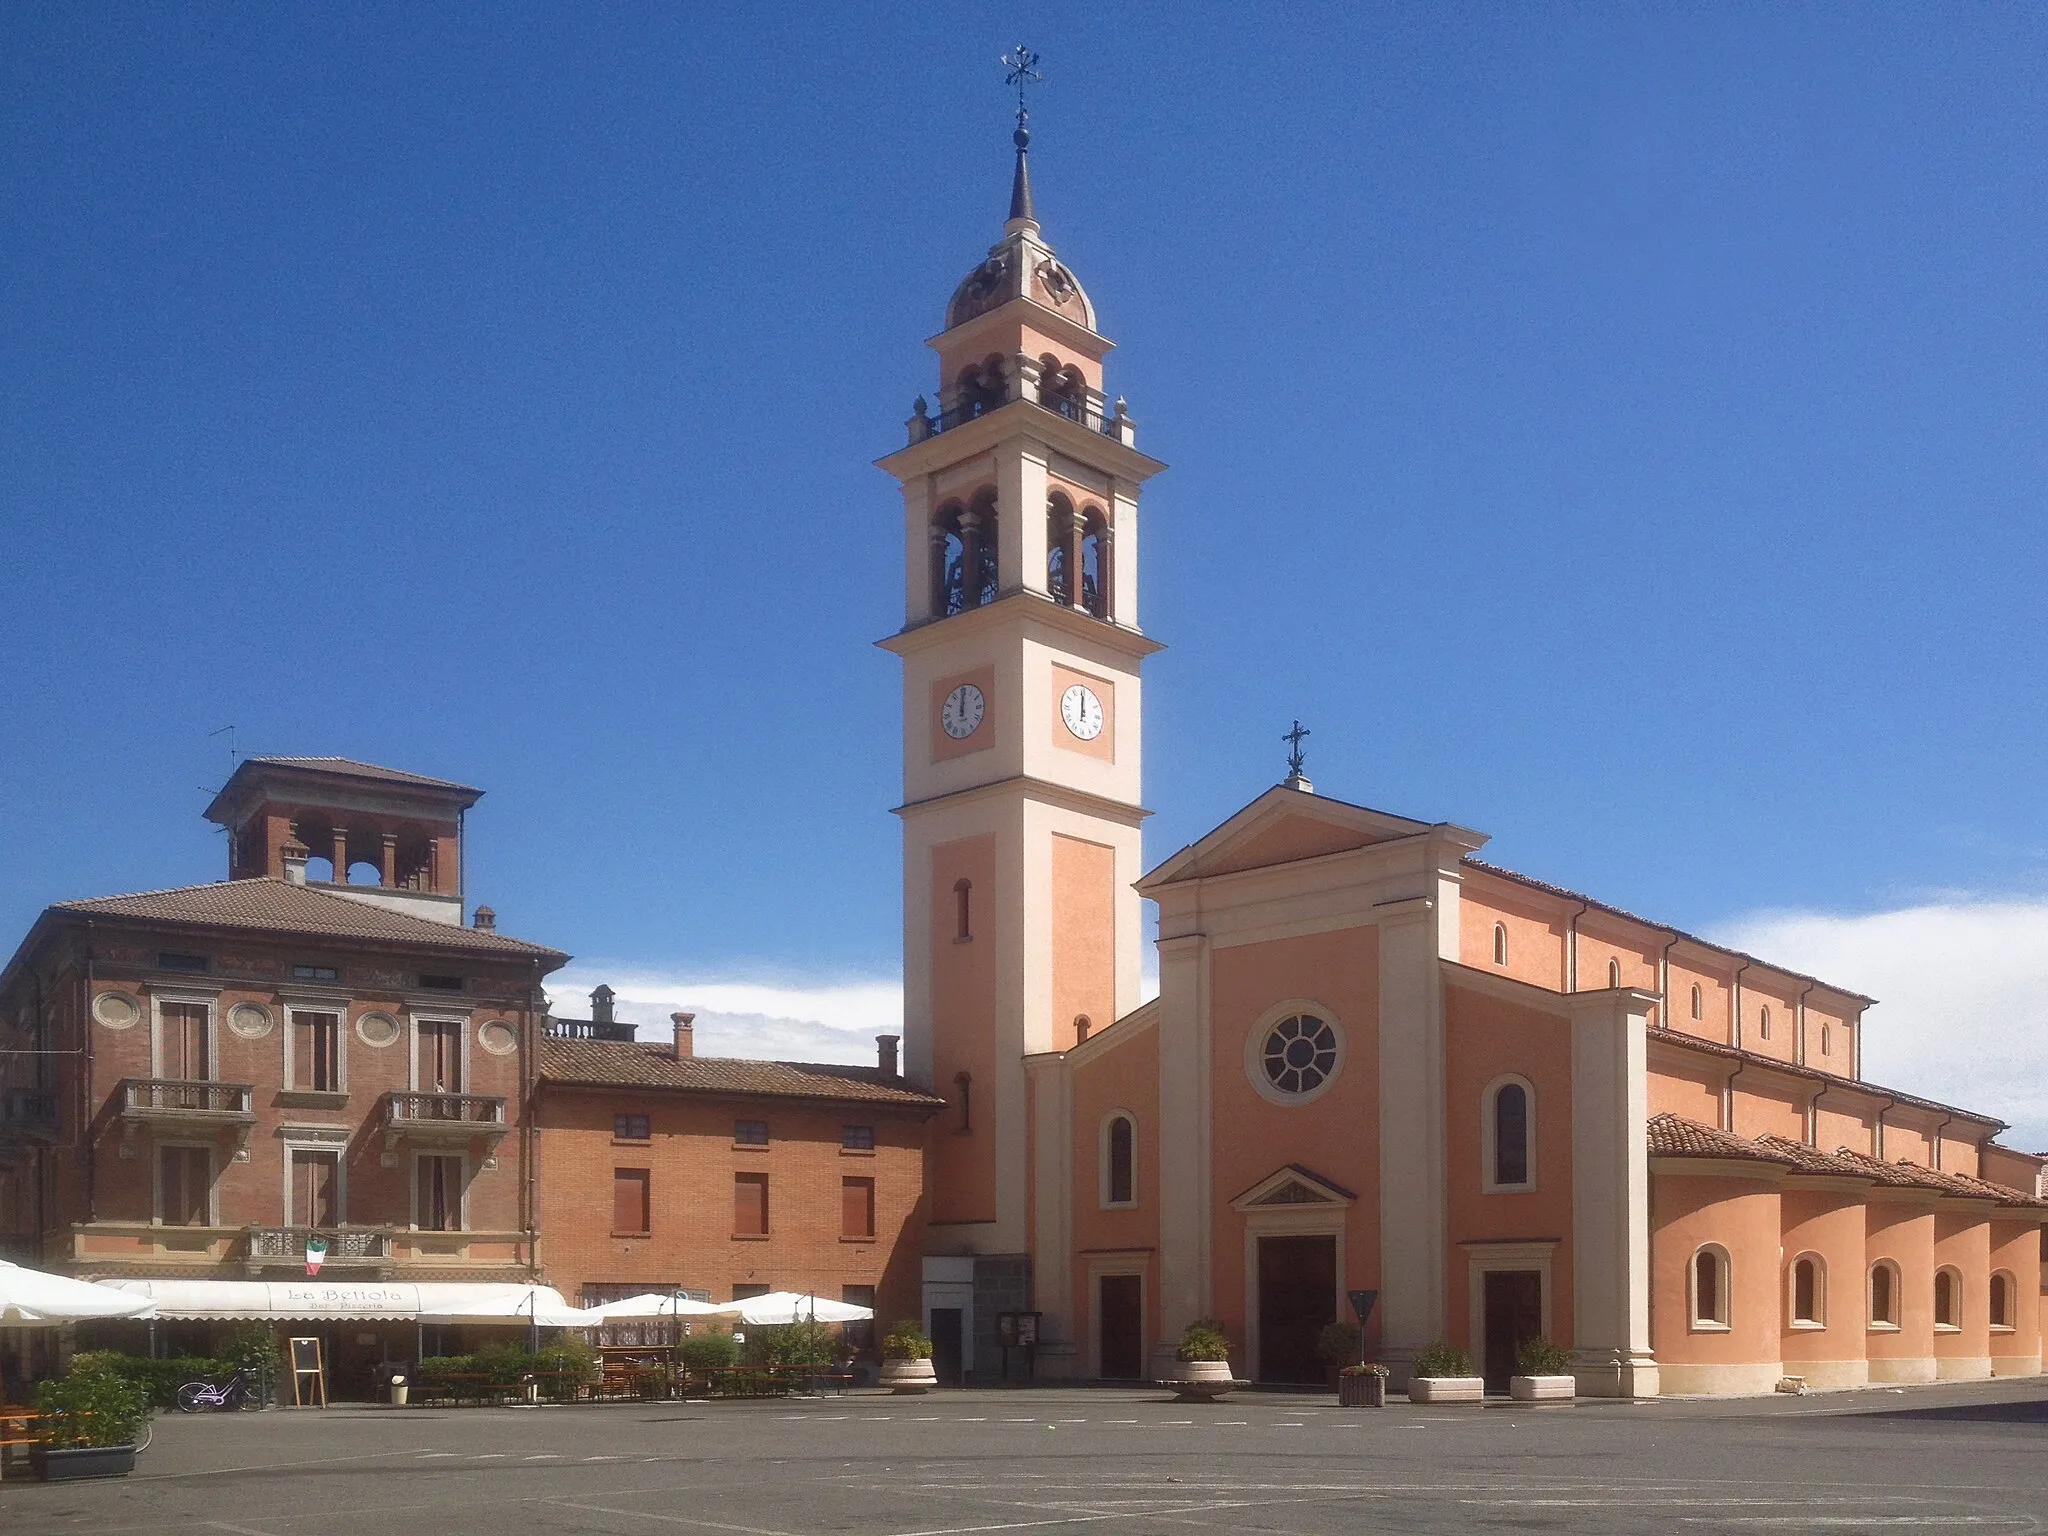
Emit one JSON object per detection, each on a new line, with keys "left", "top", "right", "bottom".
{"left": 584, "top": 1292, "right": 722, "bottom": 1322}
{"left": 414, "top": 1283, "right": 599, "bottom": 1329}
{"left": 0, "top": 1261, "right": 156, "bottom": 1324}
{"left": 708, "top": 1291, "right": 873, "bottom": 1327}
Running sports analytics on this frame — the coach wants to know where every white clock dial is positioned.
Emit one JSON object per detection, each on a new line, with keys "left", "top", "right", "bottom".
{"left": 1059, "top": 683, "right": 1105, "bottom": 741}
{"left": 941, "top": 683, "right": 986, "bottom": 739}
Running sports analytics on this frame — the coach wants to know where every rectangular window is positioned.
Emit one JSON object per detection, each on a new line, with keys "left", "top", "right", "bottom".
{"left": 613, "top": 1113, "right": 651, "bottom": 1142}
{"left": 160, "top": 1001, "right": 210, "bottom": 1080}
{"left": 734, "top": 1120, "right": 769, "bottom": 1147}
{"left": 416, "top": 1155, "right": 464, "bottom": 1231}
{"left": 418, "top": 1020, "right": 463, "bottom": 1093}
{"left": 156, "top": 952, "right": 209, "bottom": 973}
{"left": 842, "top": 1284, "right": 876, "bottom": 1351}
{"left": 291, "top": 964, "right": 340, "bottom": 982}
{"left": 841, "top": 1125, "right": 875, "bottom": 1151}
{"left": 158, "top": 1145, "right": 209, "bottom": 1226}
{"left": 612, "top": 1168, "right": 651, "bottom": 1235}
{"left": 418, "top": 974, "right": 464, "bottom": 991}
{"left": 292, "top": 1011, "right": 342, "bottom": 1091}
{"left": 841, "top": 1176, "right": 875, "bottom": 1239}
{"left": 291, "top": 1149, "right": 340, "bottom": 1228}
{"left": 732, "top": 1283, "right": 770, "bottom": 1301}
{"left": 734, "top": 1172, "right": 769, "bottom": 1236}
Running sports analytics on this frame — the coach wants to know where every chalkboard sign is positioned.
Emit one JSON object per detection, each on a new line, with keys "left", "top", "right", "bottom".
{"left": 289, "top": 1336, "right": 327, "bottom": 1407}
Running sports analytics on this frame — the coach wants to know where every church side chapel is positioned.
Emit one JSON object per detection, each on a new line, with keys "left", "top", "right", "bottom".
{"left": 883, "top": 62, "right": 2046, "bottom": 1395}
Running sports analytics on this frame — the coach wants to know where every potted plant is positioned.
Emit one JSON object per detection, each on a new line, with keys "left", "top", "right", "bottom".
{"left": 1315, "top": 1321, "right": 1362, "bottom": 1381}
{"left": 1337, "top": 1362, "right": 1390, "bottom": 1407}
{"left": 880, "top": 1320, "right": 936, "bottom": 1393}
{"left": 1509, "top": 1336, "right": 1576, "bottom": 1402}
{"left": 32, "top": 1353, "right": 150, "bottom": 1480}
{"left": 1406, "top": 1340, "right": 1483, "bottom": 1404}
{"left": 1167, "top": 1320, "right": 1238, "bottom": 1402}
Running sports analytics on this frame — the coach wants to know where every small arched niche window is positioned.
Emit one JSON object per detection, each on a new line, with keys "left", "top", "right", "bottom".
{"left": 929, "top": 495, "right": 998, "bottom": 616}
{"left": 1759, "top": 1005, "right": 1771, "bottom": 1041}
{"left": 1482, "top": 1075, "right": 1535, "bottom": 1193}
{"left": 953, "top": 879, "right": 972, "bottom": 943}
{"left": 1607, "top": 958, "right": 1621, "bottom": 989}
{"left": 1690, "top": 983, "right": 1703, "bottom": 1021}
{"left": 1820, "top": 1023, "right": 1832, "bottom": 1057}
{"left": 1692, "top": 1245, "right": 1731, "bottom": 1330}
{"left": 1493, "top": 923, "right": 1508, "bottom": 967}
{"left": 1046, "top": 491, "right": 1077, "bottom": 605}
{"left": 1934, "top": 1267, "right": 1961, "bottom": 1331}
{"left": 1869, "top": 1260, "right": 1901, "bottom": 1328}
{"left": 1100, "top": 1112, "right": 1137, "bottom": 1208}
{"left": 1990, "top": 1271, "right": 2015, "bottom": 1331}
{"left": 1790, "top": 1254, "right": 1825, "bottom": 1327}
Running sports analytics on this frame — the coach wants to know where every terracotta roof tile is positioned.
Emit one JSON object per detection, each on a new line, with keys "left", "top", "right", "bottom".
{"left": 53, "top": 879, "right": 564, "bottom": 959}
{"left": 536, "top": 1037, "right": 945, "bottom": 1110}
{"left": 1754, "top": 1136, "right": 1872, "bottom": 1178}
{"left": 244, "top": 757, "right": 481, "bottom": 792}
{"left": 1647, "top": 1114, "right": 1798, "bottom": 1165}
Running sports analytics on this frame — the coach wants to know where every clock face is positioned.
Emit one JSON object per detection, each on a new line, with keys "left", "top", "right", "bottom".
{"left": 941, "top": 683, "right": 986, "bottom": 739}
{"left": 1060, "top": 683, "right": 1105, "bottom": 741}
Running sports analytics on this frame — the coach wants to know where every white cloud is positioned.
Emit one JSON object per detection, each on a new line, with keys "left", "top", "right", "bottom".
{"left": 547, "top": 966, "right": 902, "bottom": 1065}
{"left": 1713, "top": 900, "right": 2048, "bottom": 1153}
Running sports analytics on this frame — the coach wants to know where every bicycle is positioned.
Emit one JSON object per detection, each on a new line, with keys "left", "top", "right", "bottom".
{"left": 175, "top": 1369, "right": 259, "bottom": 1412}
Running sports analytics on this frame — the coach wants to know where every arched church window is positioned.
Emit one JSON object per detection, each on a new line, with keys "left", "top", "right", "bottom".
{"left": 1870, "top": 1260, "right": 1900, "bottom": 1327}
{"left": 970, "top": 489, "right": 999, "bottom": 606}
{"left": 1483, "top": 1077, "right": 1534, "bottom": 1192}
{"left": 1102, "top": 1112, "right": 1136, "bottom": 1208}
{"left": 1821, "top": 1023, "right": 1832, "bottom": 1057}
{"left": 1759, "top": 1006, "right": 1771, "bottom": 1041}
{"left": 1934, "top": 1267, "right": 1961, "bottom": 1331}
{"left": 953, "top": 1069, "right": 973, "bottom": 1133}
{"left": 1991, "top": 1272, "right": 2014, "bottom": 1330}
{"left": 1607, "top": 958, "right": 1621, "bottom": 989}
{"left": 953, "top": 879, "right": 972, "bottom": 942}
{"left": 1792, "top": 1255, "right": 1825, "bottom": 1326}
{"left": 955, "top": 356, "right": 1006, "bottom": 421}
{"left": 1691, "top": 984, "right": 1703, "bottom": 1020}
{"left": 1047, "top": 492, "right": 1076, "bottom": 605}
{"left": 1246, "top": 1007, "right": 1344, "bottom": 1105}
{"left": 1692, "top": 1246, "right": 1731, "bottom": 1329}
{"left": 1493, "top": 924, "right": 1508, "bottom": 967}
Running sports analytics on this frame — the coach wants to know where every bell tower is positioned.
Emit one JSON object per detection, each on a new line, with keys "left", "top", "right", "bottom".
{"left": 878, "top": 86, "right": 1166, "bottom": 1294}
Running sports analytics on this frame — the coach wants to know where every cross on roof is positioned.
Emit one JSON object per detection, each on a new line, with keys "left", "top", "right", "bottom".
{"left": 1283, "top": 720, "right": 1311, "bottom": 781}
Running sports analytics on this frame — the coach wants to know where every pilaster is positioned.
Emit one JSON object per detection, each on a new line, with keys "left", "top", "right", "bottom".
{"left": 1569, "top": 988, "right": 1659, "bottom": 1398}
{"left": 1376, "top": 898, "right": 1445, "bottom": 1378}
{"left": 1154, "top": 931, "right": 1211, "bottom": 1375}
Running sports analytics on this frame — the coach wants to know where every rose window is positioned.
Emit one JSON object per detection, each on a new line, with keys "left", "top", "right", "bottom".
{"left": 1260, "top": 1014, "right": 1338, "bottom": 1097}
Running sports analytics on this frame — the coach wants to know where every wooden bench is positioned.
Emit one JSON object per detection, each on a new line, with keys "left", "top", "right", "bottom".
{"left": 0, "top": 1407, "right": 36, "bottom": 1482}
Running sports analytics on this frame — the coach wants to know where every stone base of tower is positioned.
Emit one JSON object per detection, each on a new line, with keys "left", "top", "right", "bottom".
{"left": 922, "top": 1253, "right": 1039, "bottom": 1384}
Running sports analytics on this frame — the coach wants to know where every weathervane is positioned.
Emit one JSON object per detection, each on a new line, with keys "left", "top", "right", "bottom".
{"left": 1003, "top": 44, "right": 1042, "bottom": 147}
{"left": 1283, "top": 720, "right": 1312, "bottom": 785}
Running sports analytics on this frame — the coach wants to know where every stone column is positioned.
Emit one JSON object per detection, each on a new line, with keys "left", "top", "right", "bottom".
{"left": 1065, "top": 508, "right": 1085, "bottom": 610}
{"left": 331, "top": 829, "right": 347, "bottom": 884}
{"left": 929, "top": 520, "right": 953, "bottom": 616}
{"left": 957, "top": 510, "right": 983, "bottom": 610}
{"left": 1569, "top": 989, "right": 1659, "bottom": 1398}
{"left": 380, "top": 833, "right": 398, "bottom": 888}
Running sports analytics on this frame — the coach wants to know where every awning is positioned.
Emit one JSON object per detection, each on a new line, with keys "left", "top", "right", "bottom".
{"left": 709, "top": 1292, "right": 873, "bottom": 1326}
{"left": 94, "top": 1278, "right": 594, "bottom": 1325}
{"left": 1, "top": 1260, "right": 157, "bottom": 1325}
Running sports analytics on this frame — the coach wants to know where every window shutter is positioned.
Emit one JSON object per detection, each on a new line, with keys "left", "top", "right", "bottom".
{"left": 841, "top": 1177, "right": 874, "bottom": 1239}
{"left": 735, "top": 1173, "right": 769, "bottom": 1236}
{"left": 612, "top": 1169, "right": 650, "bottom": 1234}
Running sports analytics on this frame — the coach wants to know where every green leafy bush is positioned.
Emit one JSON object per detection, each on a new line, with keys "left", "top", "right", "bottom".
{"left": 1515, "top": 1335, "right": 1572, "bottom": 1376}
{"left": 471, "top": 1341, "right": 533, "bottom": 1386}
{"left": 1175, "top": 1320, "right": 1231, "bottom": 1364}
{"left": 1315, "top": 1321, "right": 1362, "bottom": 1368}
{"left": 93, "top": 1353, "right": 225, "bottom": 1408}
{"left": 744, "top": 1320, "right": 835, "bottom": 1369}
{"left": 535, "top": 1337, "right": 598, "bottom": 1380}
{"left": 882, "top": 1320, "right": 932, "bottom": 1361}
{"left": 1412, "top": 1340, "right": 1470, "bottom": 1379}
{"left": 35, "top": 1354, "right": 150, "bottom": 1448}
{"left": 677, "top": 1332, "right": 740, "bottom": 1372}
{"left": 1340, "top": 1362, "right": 1390, "bottom": 1378}
{"left": 218, "top": 1325, "right": 283, "bottom": 1374}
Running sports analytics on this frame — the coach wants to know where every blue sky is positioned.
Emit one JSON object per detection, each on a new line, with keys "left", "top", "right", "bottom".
{"left": 4, "top": 7, "right": 2044, "bottom": 1138}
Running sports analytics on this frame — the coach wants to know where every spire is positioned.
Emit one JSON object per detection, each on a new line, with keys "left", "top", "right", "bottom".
{"left": 1002, "top": 44, "right": 1042, "bottom": 235}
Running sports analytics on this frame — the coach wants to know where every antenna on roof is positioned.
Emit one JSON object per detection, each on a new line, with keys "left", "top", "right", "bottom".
{"left": 210, "top": 724, "right": 238, "bottom": 768}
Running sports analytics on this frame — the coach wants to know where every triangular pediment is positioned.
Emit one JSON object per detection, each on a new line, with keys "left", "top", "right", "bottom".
{"left": 1140, "top": 785, "right": 1481, "bottom": 891}
{"left": 1229, "top": 1163, "right": 1357, "bottom": 1211}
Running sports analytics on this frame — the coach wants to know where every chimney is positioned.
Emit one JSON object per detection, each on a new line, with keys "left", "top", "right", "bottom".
{"left": 281, "top": 837, "right": 309, "bottom": 886}
{"left": 472, "top": 905, "right": 496, "bottom": 931}
{"left": 591, "top": 985, "right": 615, "bottom": 1026}
{"left": 671, "top": 1012, "right": 696, "bottom": 1059}
{"left": 877, "top": 1034, "right": 900, "bottom": 1078}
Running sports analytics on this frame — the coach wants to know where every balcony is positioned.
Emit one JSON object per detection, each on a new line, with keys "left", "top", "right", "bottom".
{"left": 244, "top": 1225, "right": 393, "bottom": 1275}
{"left": 1, "top": 1088, "right": 59, "bottom": 1146}
{"left": 116, "top": 1079, "right": 256, "bottom": 1142}
{"left": 382, "top": 1091, "right": 508, "bottom": 1150}
{"left": 909, "top": 392, "right": 1135, "bottom": 447}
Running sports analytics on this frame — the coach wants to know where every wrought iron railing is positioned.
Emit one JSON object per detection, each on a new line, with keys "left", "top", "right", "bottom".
{"left": 385, "top": 1092, "right": 506, "bottom": 1126}
{"left": 917, "top": 394, "right": 1127, "bottom": 441}
{"left": 542, "top": 1017, "right": 636, "bottom": 1041}
{"left": 120, "top": 1078, "right": 254, "bottom": 1114}
{"left": 246, "top": 1226, "right": 389, "bottom": 1262}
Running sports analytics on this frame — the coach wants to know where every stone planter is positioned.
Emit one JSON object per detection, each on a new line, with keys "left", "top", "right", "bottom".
{"left": 1407, "top": 1375, "right": 1485, "bottom": 1404}
{"left": 1165, "top": 1360, "right": 1239, "bottom": 1402}
{"left": 880, "top": 1357, "right": 937, "bottom": 1394}
{"left": 31, "top": 1444, "right": 138, "bottom": 1481}
{"left": 1337, "top": 1372, "right": 1387, "bottom": 1407}
{"left": 1509, "top": 1374, "right": 1575, "bottom": 1402}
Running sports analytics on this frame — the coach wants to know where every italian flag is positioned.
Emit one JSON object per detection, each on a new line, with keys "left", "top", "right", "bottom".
{"left": 305, "top": 1236, "right": 328, "bottom": 1276}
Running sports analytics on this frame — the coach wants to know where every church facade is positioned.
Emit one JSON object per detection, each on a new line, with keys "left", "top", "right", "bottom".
{"left": 883, "top": 141, "right": 2046, "bottom": 1395}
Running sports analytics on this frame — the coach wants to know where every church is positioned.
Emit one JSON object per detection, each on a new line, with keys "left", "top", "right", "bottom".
{"left": 881, "top": 123, "right": 2046, "bottom": 1395}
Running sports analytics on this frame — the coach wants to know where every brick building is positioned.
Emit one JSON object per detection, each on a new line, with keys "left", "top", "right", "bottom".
{"left": 533, "top": 998, "right": 939, "bottom": 1336}
{"left": 0, "top": 758, "right": 569, "bottom": 1390}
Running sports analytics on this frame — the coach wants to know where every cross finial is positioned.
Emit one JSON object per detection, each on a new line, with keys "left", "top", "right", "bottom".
{"left": 1002, "top": 44, "right": 1042, "bottom": 147}
{"left": 1283, "top": 720, "right": 1312, "bottom": 786}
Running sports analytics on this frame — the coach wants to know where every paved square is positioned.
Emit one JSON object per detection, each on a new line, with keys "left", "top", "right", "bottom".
{"left": 6, "top": 1379, "right": 2046, "bottom": 1535}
